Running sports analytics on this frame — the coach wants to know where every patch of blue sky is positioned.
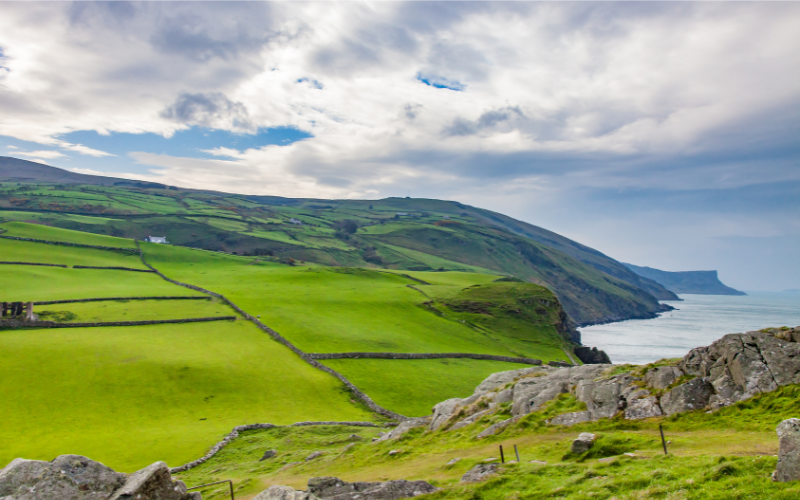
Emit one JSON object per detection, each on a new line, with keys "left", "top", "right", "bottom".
{"left": 60, "top": 126, "right": 312, "bottom": 159}
{"left": 297, "top": 77, "right": 324, "bottom": 89}
{"left": 0, "top": 126, "right": 312, "bottom": 176}
{"left": 416, "top": 74, "right": 465, "bottom": 91}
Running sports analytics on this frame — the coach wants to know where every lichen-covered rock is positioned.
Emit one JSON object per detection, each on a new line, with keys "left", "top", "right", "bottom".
{"left": 660, "top": 378, "right": 714, "bottom": 415}
{"left": 550, "top": 411, "right": 592, "bottom": 427}
{"left": 253, "top": 485, "right": 320, "bottom": 500}
{"left": 460, "top": 463, "right": 498, "bottom": 483}
{"left": 305, "top": 451, "right": 324, "bottom": 462}
{"left": 644, "top": 366, "right": 683, "bottom": 390}
{"left": 0, "top": 455, "right": 199, "bottom": 500}
{"left": 571, "top": 433, "right": 596, "bottom": 454}
{"left": 624, "top": 396, "right": 663, "bottom": 420}
{"left": 307, "top": 476, "right": 437, "bottom": 499}
{"left": 476, "top": 416, "right": 519, "bottom": 438}
{"left": 774, "top": 418, "right": 800, "bottom": 482}
{"left": 429, "top": 399, "right": 463, "bottom": 431}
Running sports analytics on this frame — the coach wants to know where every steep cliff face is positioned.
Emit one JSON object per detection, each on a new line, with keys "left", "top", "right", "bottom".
{"left": 624, "top": 264, "right": 745, "bottom": 296}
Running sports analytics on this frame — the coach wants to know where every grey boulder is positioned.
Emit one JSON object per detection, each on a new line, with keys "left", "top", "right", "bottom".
{"left": 307, "top": 476, "right": 437, "bottom": 500}
{"left": 0, "top": 455, "right": 199, "bottom": 500}
{"left": 260, "top": 449, "right": 278, "bottom": 461}
{"left": 644, "top": 366, "right": 683, "bottom": 390}
{"left": 460, "top": 463, "right": 498, "bottom": 483}
{"left": 254, "top": 485, "right": 320, "bottom": 500}
{"left": 660, "top": 378, "right": 714, "bottom": 415}
{"left": 775, "top": 418, "right": 800, "bottom": 482}
{"left": 624, "top": 396, "right": 663, "bottom": 420}
{"left": 571, "top": 433, "right": 597, "bottom": 454}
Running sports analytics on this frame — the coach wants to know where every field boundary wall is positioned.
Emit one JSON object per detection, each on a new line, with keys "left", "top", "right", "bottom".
{"left": 135, "top": 241, "right": 407, "bottom": 422}
{"left": 72, "top": 265, "right": 154, "bottom": 273}
{"left": 34, "top": 296, "right": 210, "bottom": 305}
{"left": 0, "top": 316, "right": 236, "bottom": 329}
{"left": 169, "top": 421, "right": 388, "bottom": 474}
{"left": 0, "top": 235, "right": 138, "bottom": 253}
{"left": 308, "top": 352, "right": 542, "bottom": 365}
{"left": 0, "top": 261, "right": 68, "bottom": 268}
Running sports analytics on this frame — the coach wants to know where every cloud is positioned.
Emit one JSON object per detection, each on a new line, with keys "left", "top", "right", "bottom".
{"left": 1, "top": 1, "right": 799, "bottom": 288}
{"left": 160, "top": 92, "right": 254, "bottom": 131}
{"left": 15, "top": 150, "right": 66, "bottom": 159}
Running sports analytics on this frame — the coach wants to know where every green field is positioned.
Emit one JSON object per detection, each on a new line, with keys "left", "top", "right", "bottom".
{"left": 36, "top": 298, "right": 232, "bottom": 323}
{"left": 0, "top": 239, "right": 145, "bottom": 268}
{"left": 1, "top": 221, "right": 136, "bottom": 248}
{"left": 141, "top": 243, "right": 564, "bottom": 358}
{"left": 322, "top": 358, "right": 530, "bottom": 417}
{"left": 0, "top": 320, "right": 371, "bottom": 472}
{"left": 0, "top": 266, "right": 202, "bottom": 301}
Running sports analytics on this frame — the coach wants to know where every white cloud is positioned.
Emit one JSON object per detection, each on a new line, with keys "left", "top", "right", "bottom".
{"left": 14, "top": 150, "right": 66, "bottom": 159}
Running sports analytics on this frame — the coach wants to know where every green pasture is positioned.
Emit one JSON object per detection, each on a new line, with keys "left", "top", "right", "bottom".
{"left": 0, "top": 238, "right": 145, "bottom": 268}
{"left": 187, "top": 217, "right": 250, "bottom": 232}
{"left": 0, "top": 266, "right": 202, "bottom": 302}
{"left": 322, "top": 358, "right": 529, "bottom": 417}
{"left": 142, "top": 244, "right": 526, "bottom": 355}
{"left": 141, "top": 243, "right": 571, "bottom": 360}
{"left": 0, "top": 221, "right": 136, "bottom": 248}
{"left": 36, "top": 298, "right": 232, "bottom": 323}
{"left": 0, "top": 320, "right": 371, "bottom": 472}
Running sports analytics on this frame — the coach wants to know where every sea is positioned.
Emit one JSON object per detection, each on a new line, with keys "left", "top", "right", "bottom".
{"left": 579, "top": 292, "right": 800, "bottom": 365}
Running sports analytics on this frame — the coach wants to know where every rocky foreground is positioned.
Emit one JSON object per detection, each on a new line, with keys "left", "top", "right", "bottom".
{"left": 2, "top": 326, "right": 800, "bottom": 499}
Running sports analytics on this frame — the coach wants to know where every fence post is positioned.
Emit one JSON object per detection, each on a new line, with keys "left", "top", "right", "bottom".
{"left": 659, "top": 424, "right": 668, "bottom": 455}
{"left": 499, "top": 445, "right": 505, "bottom": 464}
{"left": 514, "top": 444, "right": 520, "bottom": 462}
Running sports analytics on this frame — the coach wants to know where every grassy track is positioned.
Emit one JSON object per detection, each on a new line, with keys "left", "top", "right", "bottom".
{"left": 0, "top": 239, "right": 146, "bottom": 268}
{"left": 0, "top": 221, "right": 136, "bottom": 248}
{"left": 0, "top": 321, "right": 371, "bottom": 472}
{"left": 0, "top": 266, "right": 203, "bottom": 301}
{"left": 321, "top": 358, "right": 530, "bottom": 417}
{"left": 36, "top": 298, "right": 232, "bottom": 323}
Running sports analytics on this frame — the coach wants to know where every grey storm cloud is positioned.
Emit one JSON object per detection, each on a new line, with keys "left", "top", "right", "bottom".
{"left": 160, "top": 92, "right": 253, "bottom": 131}
{"left": 443, "top": 106, "right": 524, "bottom": 137}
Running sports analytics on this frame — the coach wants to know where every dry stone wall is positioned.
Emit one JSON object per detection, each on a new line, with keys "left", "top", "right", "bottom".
{"left": 307, "top": 352, "right": 543, "bottom": 365}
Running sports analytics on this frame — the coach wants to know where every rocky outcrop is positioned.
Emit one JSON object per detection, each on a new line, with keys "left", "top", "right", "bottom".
{"left": 574, "top": 346, "right": 612, "bottom": 364}
{"left": 423, "top": 326, "right": 800, "bottom": 435}
{"left": 374, "top": 417, "right": 430, "bottom": 442}
{"left": 775, "top": 418, "right": 800, "bottom": 482}
{"left": 306, "top": 476, "right": 437, "bottom": 499}
{"left": 0, "top": 455, "right": 199, "bottom": 500}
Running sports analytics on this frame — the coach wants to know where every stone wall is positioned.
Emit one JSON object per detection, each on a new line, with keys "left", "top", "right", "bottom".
{"left": 169, "top": 421, "right": 383, "bottom": 474}
{"left": 0, "top": 235, "right": 138, "bottom": 254}
{"left": 34, "top": 296, "right": 210, "bottom": 305}
{"left": 307, "top": 352, "right": 543, "bottom": 365}
{"left": 73, "top": 265, "right": 155, "bottom": 273}
{"left": 0, "top": 316, "right": 236, "bottom": 329}
{"left": 0, "top": 261, "right": 67, "bottom": 268}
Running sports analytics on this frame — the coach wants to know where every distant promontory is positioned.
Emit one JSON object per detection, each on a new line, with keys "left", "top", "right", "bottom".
{"left": 624, "top": 264, "right": 746, "bottom": 296}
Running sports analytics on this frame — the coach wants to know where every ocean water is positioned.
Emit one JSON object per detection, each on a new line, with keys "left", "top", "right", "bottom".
{"left": 579, "top": 292, "right": 800, "bottom": 365}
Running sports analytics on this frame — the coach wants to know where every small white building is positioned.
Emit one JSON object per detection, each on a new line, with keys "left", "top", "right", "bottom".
{"left": 147, "top": 236, "right": 168, "bottom": 244}
{"left": 288, "top": 218, "right": 303, "bottom": 225}
{"left": 396, "top": 212, "right": 407, "bottom": 216}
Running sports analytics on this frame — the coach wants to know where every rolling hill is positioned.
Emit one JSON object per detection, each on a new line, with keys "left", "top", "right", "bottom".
{"left": 0, "top": 156, "right": 674, "bottom": 326}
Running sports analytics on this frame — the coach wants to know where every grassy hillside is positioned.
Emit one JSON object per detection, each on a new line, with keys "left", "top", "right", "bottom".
{"left": 0, "top": 167, "right": 675, "bottom": 326}
{"left": 174, "top": 384, "right": 800, "bottom": 500}
{"left": 1, "top": 223, "right": 582, "bottom": 472}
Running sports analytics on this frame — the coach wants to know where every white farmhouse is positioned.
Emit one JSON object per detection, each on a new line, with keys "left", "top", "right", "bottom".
{"left": 147, "top": 236, "right": 168, "bottom": 244}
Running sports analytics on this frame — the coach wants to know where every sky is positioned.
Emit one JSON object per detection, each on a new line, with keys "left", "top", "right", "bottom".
{"left": 0, "top": 1, "right": 798, "bottom": 291}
